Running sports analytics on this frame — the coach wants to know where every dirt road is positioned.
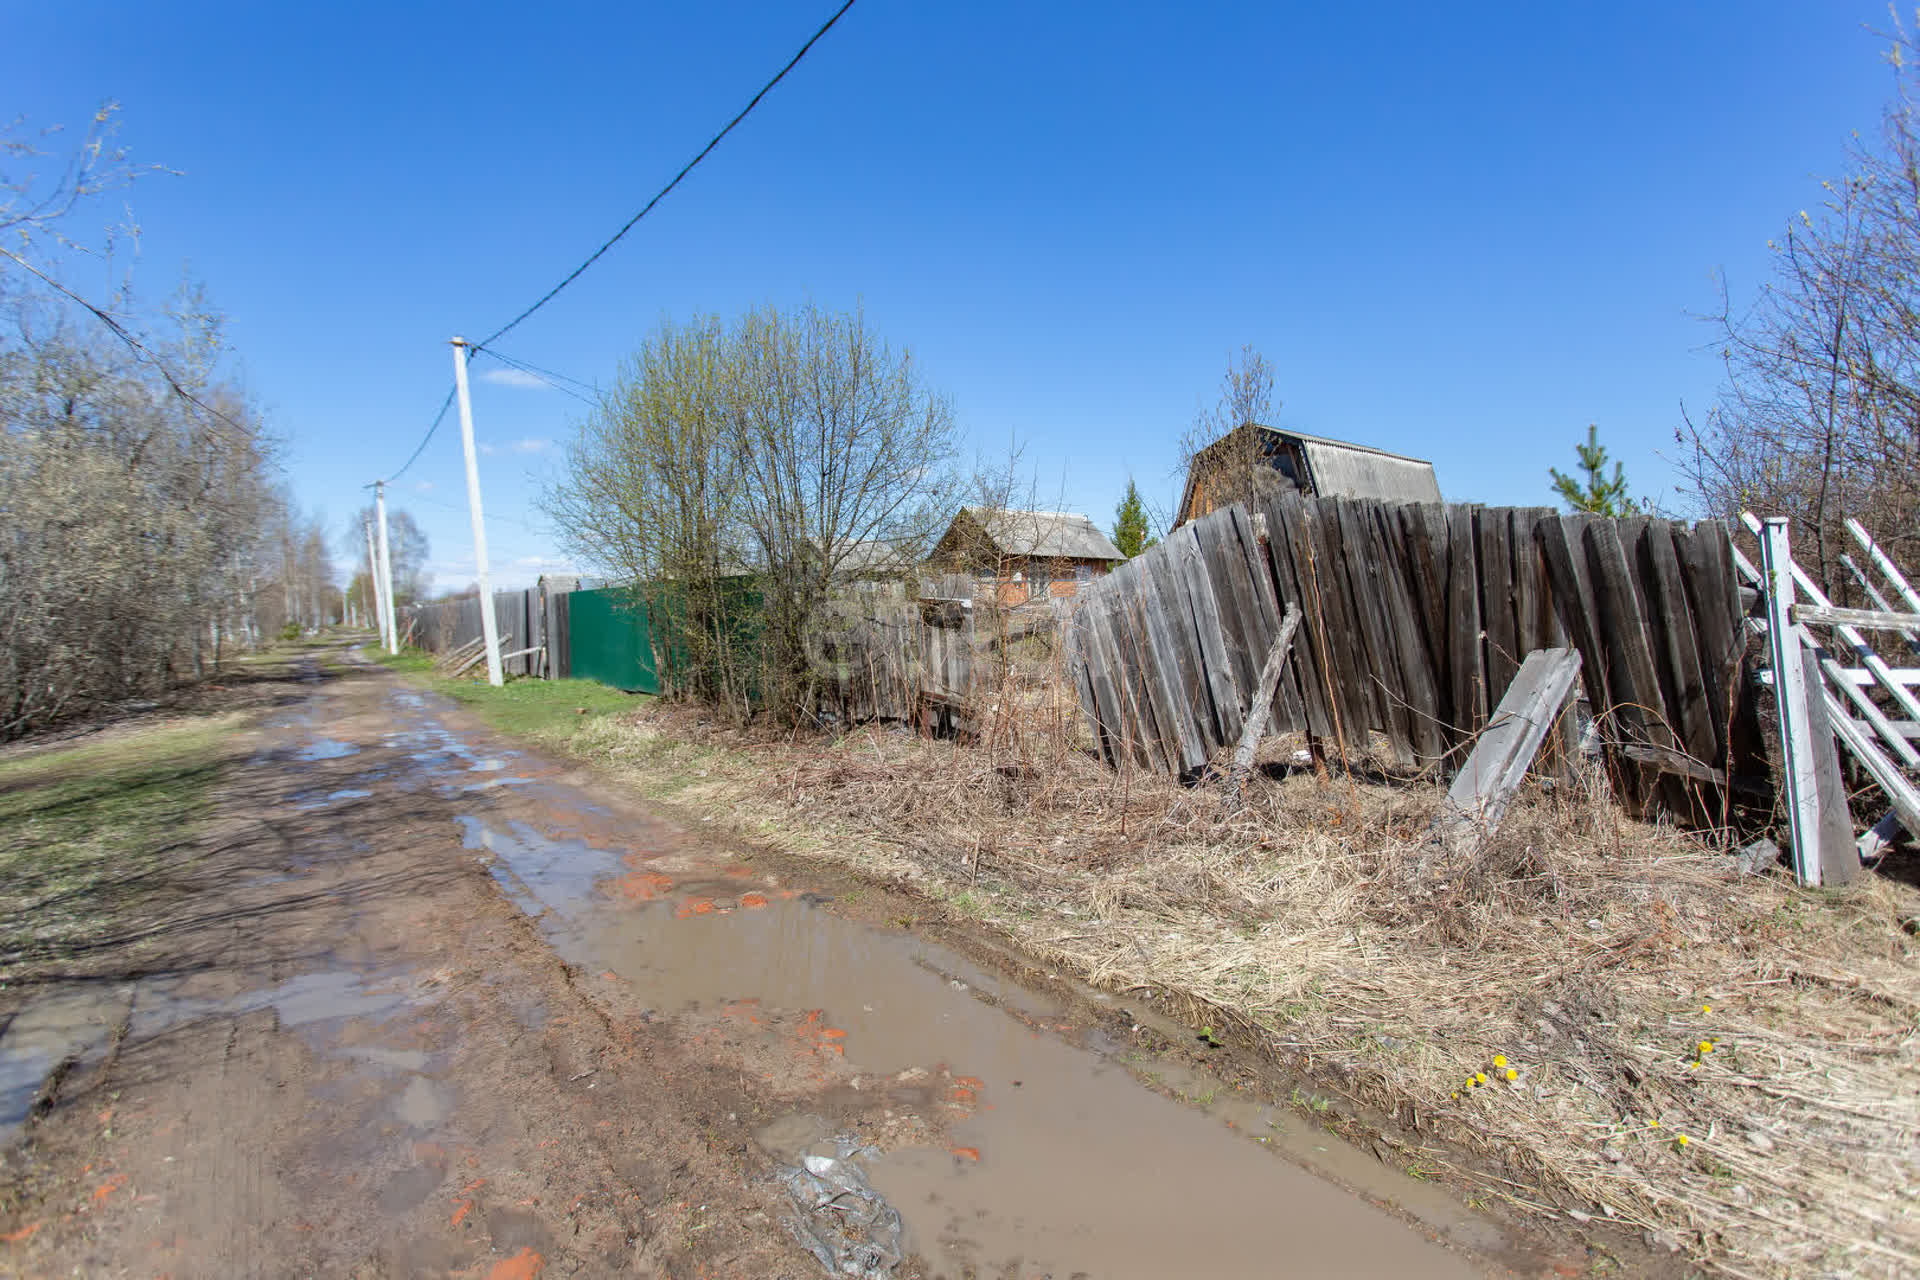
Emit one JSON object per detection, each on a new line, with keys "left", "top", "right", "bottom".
{"left": 0, "top": 652, "right": 1538, "bottom": 1277}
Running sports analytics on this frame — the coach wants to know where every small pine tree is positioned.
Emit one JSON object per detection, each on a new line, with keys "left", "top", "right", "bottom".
{"left": 1550, "top": 424, "right": 1634, "bottom": 516}
{"left": 1112, "top": 479, "right": 1156, "bottom": 557}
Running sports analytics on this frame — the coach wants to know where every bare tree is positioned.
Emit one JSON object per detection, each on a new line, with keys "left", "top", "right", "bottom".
{"left": 343, "top": 505, "right": 430, "bottom": 606}
{"left": 1680, "top": 25, "right": 1920, "bottom": 589}
{"left": 1172, "top": 344, "right": 1282, "bottom": 528}
{"left": 0, "top": 111, "right": 277, "bottom": 738}
{"left": 546, "top": 302, "right": 955, "bottom": 722}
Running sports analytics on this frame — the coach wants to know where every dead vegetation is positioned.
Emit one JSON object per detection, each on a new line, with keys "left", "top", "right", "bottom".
{"left": 553, "top": 659, "right": 1920, "bottom": 1280}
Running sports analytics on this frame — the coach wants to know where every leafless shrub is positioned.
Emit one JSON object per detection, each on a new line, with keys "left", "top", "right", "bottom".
{"left": 1682, "top": 24, "right": 1920, "bottom": 589}
{"left": 545, "top": 303, "right": 956, "bottom": 723}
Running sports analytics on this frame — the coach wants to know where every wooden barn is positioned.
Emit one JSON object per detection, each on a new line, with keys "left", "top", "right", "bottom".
{"left": 1175, "top": 425, "right": 1441, "bottom": 528}
{"left": 929, "top": 508, "right": 1127, "bottom": 604}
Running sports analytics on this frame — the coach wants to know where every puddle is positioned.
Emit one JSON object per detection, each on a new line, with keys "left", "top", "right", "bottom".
{"left": 385, "top": 675, "right": 1499, "bottom": 1276}
{"left": 453, "top": 805, "right": 1487, "bottom": 1278}
{"left": 128, "top": 969, "right": 422, "bottom": 1041}
{"left": 296, "top": 738, "right": 360, "bottom": 761}
{"left": 333, "top": 1045, "right": 430, "bottom": 1071}
{"left": 394, "top": 1075, "right": 452, "bottom": 1129}
{"left": 458, "top": 776, "right": 534, "bottom": 792}
{"left": 457, "top": 817, "right": 623, "bottom": 923}
{"left": 0, "top": 988, "right": 128, "bottom": 1145}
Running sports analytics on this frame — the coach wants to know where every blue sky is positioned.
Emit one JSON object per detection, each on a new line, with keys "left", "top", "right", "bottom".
{"left": 9, "top": 1, "right": 1896, "bottom": 590}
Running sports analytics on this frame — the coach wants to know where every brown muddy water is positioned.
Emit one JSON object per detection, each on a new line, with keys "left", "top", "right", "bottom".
{"left": 1, "top": 670, "right": 1501, "bottom": 1278}
{"left": 424, "top": 691, "right": 1489, "bottom": 1279}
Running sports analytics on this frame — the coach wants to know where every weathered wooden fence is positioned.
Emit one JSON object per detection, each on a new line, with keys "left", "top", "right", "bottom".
{"left": 810, "top": 581, "right": 988, "bottom": 731}
{"left": 400, "top": 587, "right": 548, "bottom": 677}
{"left": 1064, "top": 493, "right": 1753, "bottom": 813}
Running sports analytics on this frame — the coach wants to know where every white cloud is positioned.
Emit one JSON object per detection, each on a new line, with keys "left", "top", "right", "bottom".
{"left": 478, "top": 442, "right": 497, "bottom": 456}
{"left": 413, "top": 480, "right": 435, "bottom": 493}
{"left": 510, "top": 437, "right": 554, "bottom": 454}
{"left": 479, "top": 367, "right": 550, "bottom": 390}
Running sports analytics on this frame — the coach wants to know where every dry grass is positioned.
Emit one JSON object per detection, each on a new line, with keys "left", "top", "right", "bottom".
{"left": 559, "top": 673, "right": 1920, "bottom": 1280}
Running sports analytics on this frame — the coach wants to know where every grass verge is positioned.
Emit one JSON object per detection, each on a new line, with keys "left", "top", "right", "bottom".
{"left": 373, "top": 661, "right": 1920, "bottom": 1278}
{"left": 0, "top": 714, "right": 244, "bottom": 986}
{"left": 371, "top": 649, "right": 642, "bottom": 747}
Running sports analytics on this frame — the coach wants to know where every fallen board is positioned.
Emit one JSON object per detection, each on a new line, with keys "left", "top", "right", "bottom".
{"left": 1432, "top": 647, "right": 1583, "bottom": 852}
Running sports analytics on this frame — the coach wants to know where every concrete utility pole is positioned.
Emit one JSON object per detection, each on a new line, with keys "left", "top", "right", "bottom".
{"left": 451, "top": 337, "right": 505, "bottom": 687}
{"left": 375, "top": 480, "right": 400, "bottom": 655}
{"left": 363, "top": 519, "right": 387, "bottom": 648}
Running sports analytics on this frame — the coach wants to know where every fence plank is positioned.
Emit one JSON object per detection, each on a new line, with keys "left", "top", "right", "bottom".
{"left": 1369, "top": 501, "right": 1444, "bottom": 763}
{"left": 1537, "top": 513, "right": 1610, "bottom": 718}
{"left": 1230, "top": 504, "right": 1298, "bottom": 735}
{"left": 1643, "top": 520, "right": 1718, "bottom": 768}
{"left": 1264, "top": 493, "right": 1336, "bottom": 739}
{"left": 1307, "top": 498, "right": 1372, "bottom": 751}
{"left": 1139, "top": 550, "right": 1213, "bottom": 769}
{"left": 1433, "top": 648, "right": 1583, "bottom": 851}
{"left": 1171, "top": 524, "right": 1246, "bottom": 746}
{"left": 1102, "top": 565, "right": 1176, "bottom": 773}
{"left": 1447, "top": 504, "right": 1487, "bottom": 736}
{"left": 1478, "top": 507, "right": 1520, "bottom": 706}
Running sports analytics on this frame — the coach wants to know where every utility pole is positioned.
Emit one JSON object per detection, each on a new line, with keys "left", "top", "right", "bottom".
{"left": 451, "top": 337, "right": 504, "bottom": 687}
{"left": 375, "top": 480, "right": 400, "bottom": 654}
{"left": 363, "top": 518, "right": 387, "bottom": 648}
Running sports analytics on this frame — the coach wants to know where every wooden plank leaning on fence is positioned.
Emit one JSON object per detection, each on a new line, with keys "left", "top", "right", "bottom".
{"left": 1430, "top": 647, "right": 1582, "bottom": 855}
{"left": 1223, "top": 604, "right": 1304, "bottom": 807}
{"left": 434, "top": 635, "right": 487, "bottom": 674}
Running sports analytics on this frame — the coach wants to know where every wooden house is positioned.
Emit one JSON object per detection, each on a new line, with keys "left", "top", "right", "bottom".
{"left": 1175, "top": 425, "right": 1441, "bottom": 528}
{"left": 929, "top": 508, "right": 1126, "bottom": 604}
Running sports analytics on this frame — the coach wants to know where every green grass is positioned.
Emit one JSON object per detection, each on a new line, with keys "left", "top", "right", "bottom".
{"left": 0, "top": 715, "right": 240, "bottom": 982}
{"left": 370, "top": 649, "right": 435, "bottom": 676}
{"left": 374, "top": 648, "right": 642, "bottom": 745}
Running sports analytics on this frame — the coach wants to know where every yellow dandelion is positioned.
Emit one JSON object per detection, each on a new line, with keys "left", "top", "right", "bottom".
{"left": 1676, "top": 1134, "right": 1690, "bottom": 1147}
{"left": 1688, "top": 1061, "right": 1699, "bottom": 1071}
{"left": 1451, "top": 1091, "right": 1460, "bottom": 1100}
{"left": 1648, "top": 1118, "right": 1661, "bottom": 1128}
{"left": 1475, "top": 1072, "right": 1487, "bottom": 1085}
{"left": 1698, "top": 1040, "right": 1713, "bottom": 1055}
{"left": 1701, "top": 1004, "right": 1712, "bottom": 1014}
{"left": 1493, "top": 1054, "right": 1507, "bottom": 1068}
{"left": 1504, "top": 1068, "right": 1518, "bottom": 1082}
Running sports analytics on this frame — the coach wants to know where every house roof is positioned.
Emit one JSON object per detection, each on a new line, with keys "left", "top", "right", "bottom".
{"left": 833, "top": 538, "right": 915, "bottom": 575}
{"left": 1288, "top": 431, "right": 1442, "bottom": 505}
{"left": 961, "top": 508, "right": 1126, "bottom": 562}
{"left": 1177, "top": 424, "right": 1443, "bottom": 522}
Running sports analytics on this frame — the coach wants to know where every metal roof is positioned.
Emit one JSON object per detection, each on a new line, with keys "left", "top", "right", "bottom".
{"left": 1176, "top": 425, "right": 1443, "bottom": 523}
{"left": 1293, "top": 434, "right": 1443, "bottom": 504}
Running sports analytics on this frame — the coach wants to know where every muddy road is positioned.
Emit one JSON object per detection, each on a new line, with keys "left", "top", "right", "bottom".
{"left": 0, "top": 653, "right": 1540, "bottom": 1277}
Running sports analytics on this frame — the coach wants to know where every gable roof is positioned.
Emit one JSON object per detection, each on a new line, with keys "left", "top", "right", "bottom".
{"left": 1176, "top": 424, "right": 1442, "bottom": 523}
{"left": 940, "top": 508, "right": 1126, "bottom": 564}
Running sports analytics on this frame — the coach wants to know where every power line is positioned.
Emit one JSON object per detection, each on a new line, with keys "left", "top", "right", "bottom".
{"left": 383, "top": 383, "right": 458, "bottom": 484}
{"left": 470, "top": 346, "right": 599, "bottom": 406}
{"left": 408, "top": 487, "right": 552, "bottom": 536}
{"left": 1, "top": 245, "right": 259, "bottom": 447}
{"left": 476, "top": 347, "right": 599, "bottom": 396}
{"left": 472, "top": 0, "right": 860, "bottom": 350}
{"left": 375, "top": 1, "right": 858, "bottom": 495}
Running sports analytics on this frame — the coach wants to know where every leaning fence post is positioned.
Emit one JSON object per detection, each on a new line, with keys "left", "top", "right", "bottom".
{"left": 1759, "top": 518, "right": 1850, "bottom": 886}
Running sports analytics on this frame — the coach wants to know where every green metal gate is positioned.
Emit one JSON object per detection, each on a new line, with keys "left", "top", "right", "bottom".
{"left": 563, "top": 587, "right": 660, "bottom": 693}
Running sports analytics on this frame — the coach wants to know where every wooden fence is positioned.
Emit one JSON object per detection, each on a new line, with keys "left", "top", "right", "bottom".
{"left": 810, "top": 581, "right": 983, "bottom": 731}
{"left": 1064, "top": 493, "right": 1756, "bottom": 814}
{"left": 400, "top": 587, "right": 548, "bottom": 677}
